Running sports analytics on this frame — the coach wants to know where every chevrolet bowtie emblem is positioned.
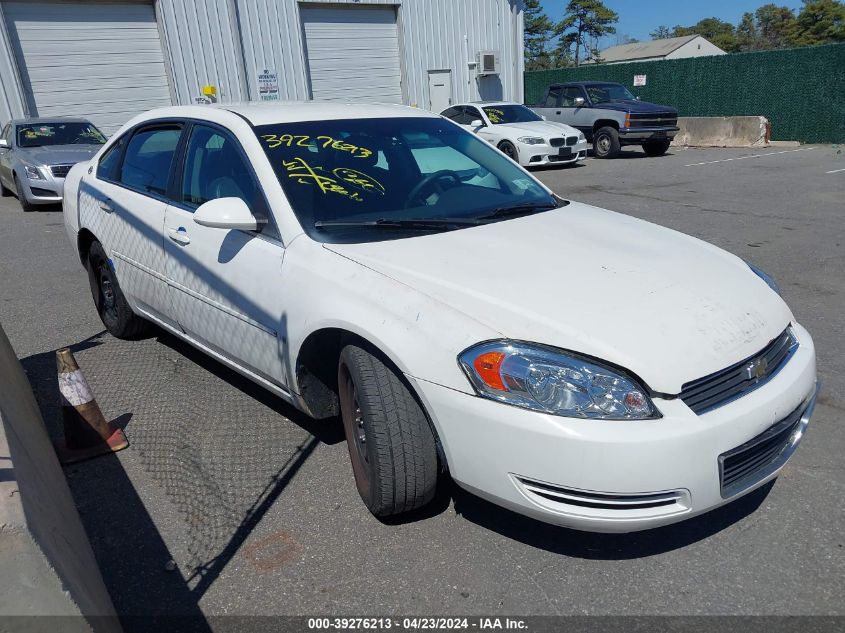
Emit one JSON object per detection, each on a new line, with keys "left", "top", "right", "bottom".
{"left": 744, "top": 357, "right": 769, "bottom": 381}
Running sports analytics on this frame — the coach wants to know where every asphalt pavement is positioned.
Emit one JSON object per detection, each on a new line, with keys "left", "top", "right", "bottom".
{"left": 0, "top": 144, "right": 843, "bottom": 628}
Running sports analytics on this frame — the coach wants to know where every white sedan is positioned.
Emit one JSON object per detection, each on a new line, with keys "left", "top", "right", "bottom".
{"left": 62, "top": 103, "right": 817, "bottom": 533}
{"left": 441, "top": 101, "right": 588, "bottom": 167}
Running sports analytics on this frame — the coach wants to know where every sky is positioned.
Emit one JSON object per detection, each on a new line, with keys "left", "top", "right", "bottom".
{"left": 539, "top": 0, "right": 805, "bottom": 47}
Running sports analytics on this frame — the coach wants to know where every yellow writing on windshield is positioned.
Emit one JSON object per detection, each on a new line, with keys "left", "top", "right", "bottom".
{"left": 262, "top": 134, "right": 373, "bottom": 158}
{"left": 484, "top": 108, "right": 504, "bottom": 124}
{"left": 282, "top": 157, "right": 363, "bottom": 202}
{"left": 332, "top": 168, "right": 385, "bottom": 195}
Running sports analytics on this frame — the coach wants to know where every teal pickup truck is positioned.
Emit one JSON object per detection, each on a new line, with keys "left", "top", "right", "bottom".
{"left": 531, "top": 81, "right": 679, "bottom": 159}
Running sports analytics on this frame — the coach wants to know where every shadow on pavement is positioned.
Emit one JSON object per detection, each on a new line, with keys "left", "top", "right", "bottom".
{"left": 451, "top": 479, "right": 773, "bottom": 559}
{"left": 20, "top": 328, "right": 329, "bottom": 631}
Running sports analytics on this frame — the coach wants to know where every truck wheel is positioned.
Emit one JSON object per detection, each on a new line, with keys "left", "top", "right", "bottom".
{"left": 593, "top": 127, "right": 621, "bottom": 159}
{"left": 498, "top": 140, "right": 518, "bottom": 162}
{"left": 338, "top": 343, "right": 439, "bottom": 517}
{"left": 642, "top": 139, "right": 671, "bottom": 157}
{"left": 85, "top": 240, "right": 149, "bottom": 339}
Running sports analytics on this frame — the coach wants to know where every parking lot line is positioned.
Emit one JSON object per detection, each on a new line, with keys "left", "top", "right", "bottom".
{"left": 684, "top": 147, "right": 816, "bottom": 167}
{"left": 826, "top": 167, "right": 845, "bottom": 174}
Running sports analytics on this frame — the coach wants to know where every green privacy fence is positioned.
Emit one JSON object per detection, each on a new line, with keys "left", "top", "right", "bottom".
{"left": 524, "top": 43, "right": 845, "bottom": 144}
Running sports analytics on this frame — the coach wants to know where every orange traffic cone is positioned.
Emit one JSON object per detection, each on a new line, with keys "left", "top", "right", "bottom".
{"left": 54, "top": 347, "right": 128, "bottom": 464}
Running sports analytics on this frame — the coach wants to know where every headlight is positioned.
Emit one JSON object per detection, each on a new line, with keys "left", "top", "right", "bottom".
{"left": 517, "top": 136, "right": 545, "bottom": 145}
{"left": 458, "top": 341, "right": 659, "bottom": 420}
{"left": 578, "top": 132, "right": 586, "bottom": 142}
{"left": 746, "top": 261, "right": 781, "bottom": 295}
{"left": 24, "top": 165, "right": 44, "bottom": 180}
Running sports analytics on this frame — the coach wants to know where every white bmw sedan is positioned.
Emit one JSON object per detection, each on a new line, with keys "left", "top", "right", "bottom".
{"left": 63, "top": 103, "right": 818, "bottom": 533}
{"left": 441, "top": 101, "right": 588, "bottom": 167}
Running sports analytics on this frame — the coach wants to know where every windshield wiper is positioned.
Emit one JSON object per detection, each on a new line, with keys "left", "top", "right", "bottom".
{"left": 315, "top": 218, "right": 482, "bottom": 230}
{"left": 477, "top": 202, "right": 559, "bottom": 221}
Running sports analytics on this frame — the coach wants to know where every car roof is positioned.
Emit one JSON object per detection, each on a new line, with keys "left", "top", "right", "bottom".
{"left": 459, "top": 101, "right": 522, "bottom": 107}
{"left": 551, "top": 81, "right": 622, "bottom": 87}
{"left": 9, "top": 116, "right": 93, "bottom": 125}
{"left": 129, "top": 101, "right": 440, "bottom": 128}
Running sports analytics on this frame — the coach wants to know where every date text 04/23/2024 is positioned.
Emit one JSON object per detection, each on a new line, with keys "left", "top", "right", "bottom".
{"left": 307, "top": 618, "right": 528, "bottom": 630}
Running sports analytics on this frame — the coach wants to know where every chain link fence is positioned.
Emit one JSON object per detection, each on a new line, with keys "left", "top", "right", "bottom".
{"left": 524, "top": 43, "right": 845, "bottom": 144}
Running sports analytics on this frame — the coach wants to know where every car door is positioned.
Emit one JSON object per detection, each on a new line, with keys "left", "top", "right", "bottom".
{"left": 463, "top": 106, "right": 496, "bottom": 143}
{"left": 532, "top": 86, "right": 563, "bottom": 122}
{"left": 560, "top": 86, "right": 593, "bottom": 136}
{"left": 163, "top": 122, "right": 288, "bottom": 387}
{"left": 78, "top": 123, "right": 181, "bottom": 323}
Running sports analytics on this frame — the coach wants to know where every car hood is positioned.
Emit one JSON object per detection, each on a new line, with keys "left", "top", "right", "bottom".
{"left": 594, "top": 99, "right": 677, "bottom": 114}
{"left": 15, "top": 144, "right": 102, "bottom": 167}
{"left": 493, "top": 121, "right": 579, "bottom": 138}
{"left": 325, "top": 203, "right": 792, "bottom": 394}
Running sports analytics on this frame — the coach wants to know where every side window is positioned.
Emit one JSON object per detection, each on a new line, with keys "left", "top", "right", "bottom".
{"left": 119, "top": 126, "right": 181, "bottom": 195}
{"left": 544, "top": 87, "right": 562, "bottom": 107}
{"left": 463, "top": 107, "right": 483, "bottom": 124}
{"left": 440, "top": 107, "right": 463, "bottom": 121}
{"left": 561, "top": 87, "right": 584, "bottom": 107}
{"left": 180, "top": 125, "right": 277, "bottom": 238}
{"left": 97, "top": 139, "right": 124, "bottom": 180}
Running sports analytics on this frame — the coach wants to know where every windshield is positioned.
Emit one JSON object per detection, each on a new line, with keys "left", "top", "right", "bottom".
{"left": 256, "top": 117, "right": 558, "bottom": 243}
{"left": 482, "top": 105, "right": 543, "bottom": 125}
{"left": 16, "top": 122, "right": 106, "bottom": 148}
{"left": 585, "top": 84, "right": 636, "bottom": 104}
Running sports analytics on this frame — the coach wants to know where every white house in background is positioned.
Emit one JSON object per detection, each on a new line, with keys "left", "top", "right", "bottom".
{"left": 597, "top": 34, "right": 727, "bottom": 64}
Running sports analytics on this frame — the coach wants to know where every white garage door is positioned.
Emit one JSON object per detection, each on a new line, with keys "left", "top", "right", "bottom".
{"left": 3, "top": 1, "right": 172, "bottom": 134}
{"left": 301, "top": 5, "right": 403, "bottom": 103}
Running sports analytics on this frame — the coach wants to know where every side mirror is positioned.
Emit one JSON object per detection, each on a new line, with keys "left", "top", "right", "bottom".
{"left": 636, "top": 96, "right": 641, "bottom": 101}
{"left": 193, "top": 197, "right": 262, "bottom": 231}
{"left": 0, "top": 139, "right": 8, "bottom": 148}
{"left": 574, "top": 97, "right": 586, "bottom": 107}
{"left": 470, "top": 119, "right": 485, "bottom": 128}
{"left": 541, "top": 115, "right": 547, "bottom": 121}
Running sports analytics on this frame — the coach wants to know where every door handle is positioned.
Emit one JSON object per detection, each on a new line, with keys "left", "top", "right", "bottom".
{"left": 98, "top": 199, "right": 113, "bottom": 213}
{"left": 167, "top": 227, "right": 191, "bottom": 245}
{"left": 556, "top": 111, "right": 561, "bottom": 115}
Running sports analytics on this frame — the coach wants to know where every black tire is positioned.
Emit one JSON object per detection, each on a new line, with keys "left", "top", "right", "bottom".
{"left": 593, "top": 126, "right": 621, "bottom": 159}
{"left": 14, "top": 174, "right": 38, "bottom": 212}
{"left": 0, "top": 179, "right": 11, "bottom": 197}
{"left": 498, "top": 140, "right": 518, "bottom": 162}
{"left": 642, "top": 139, "right": 671, "bottom": 157}
{"left": 337, "top": 344, "right": 439, "bottom": 517}
{"left": 85, "top": 240, "right": 149, "bottom": 338}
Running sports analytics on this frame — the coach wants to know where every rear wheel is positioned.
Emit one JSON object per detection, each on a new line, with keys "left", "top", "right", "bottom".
{"left": 338, "top": 344, "right": 439, "bottom": 517}
{"left": 642, "top": 139, "right": 671, "bottom": 157}
{"left": 14, "top": 174, "right": 38, "bottom": 212}
{"left": 593, "top": 126, "right": 621, "bottom": 159}
{"left": 498, "top": 140, "right": 518, "bottom": 162}
{"left": 86, "top": 240, "right": 149, "bottom": 338}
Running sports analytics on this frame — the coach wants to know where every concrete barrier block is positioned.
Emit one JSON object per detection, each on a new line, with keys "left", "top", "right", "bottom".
{"left": 674, "top": 116, "right": 773, "bottom": 148}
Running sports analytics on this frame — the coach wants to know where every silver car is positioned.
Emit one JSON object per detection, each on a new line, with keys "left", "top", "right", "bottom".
{"left": 0, "top": 117, "right": 106, "bottom": 212}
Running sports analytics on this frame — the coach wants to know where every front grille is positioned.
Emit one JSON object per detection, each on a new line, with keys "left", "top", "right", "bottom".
{"left": 514, "top": 477, "right": 689, "bottom": 515}
{"left": 549, "top": 137, "right": 565, "bottom": 147}
{"left": 628, "top": 112, "right": 678, "bottom": 128}
{"left": 719, "top": 399, "right": 807, "bottom": 497}
{"left": 680, "top": 328, "right": 798, "bottom": 415}
{"left": 50, "top": 164, "right": 73, "bottom": 178}
{"left": 566, "top": 136, "right": 578, "bottom": 146}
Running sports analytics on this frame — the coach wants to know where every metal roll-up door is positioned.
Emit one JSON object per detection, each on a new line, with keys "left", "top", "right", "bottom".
{"left": 301, "top": 4, "right": 403, "bottom": 103}
{"left": 3, "top": 1, "right": 173, "bottom": 134}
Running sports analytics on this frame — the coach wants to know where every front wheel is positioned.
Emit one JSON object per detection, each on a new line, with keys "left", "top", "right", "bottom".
{"left": 642, "top": 139, "right": 671, "bottom": 157}
{"left": 338, "top": 344, "right": 439, "bottom": 517}
{"left": 14, "top": 174, "right": 38, "bottom": 212}
{"left": 498, "top": 140, "right": 519, "bottom": 163}
{"left": 86, "top": 240, "right": 149, "bottom": 338}
{"left": 593, "top": 126, "right": 621, "bottom": 159}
